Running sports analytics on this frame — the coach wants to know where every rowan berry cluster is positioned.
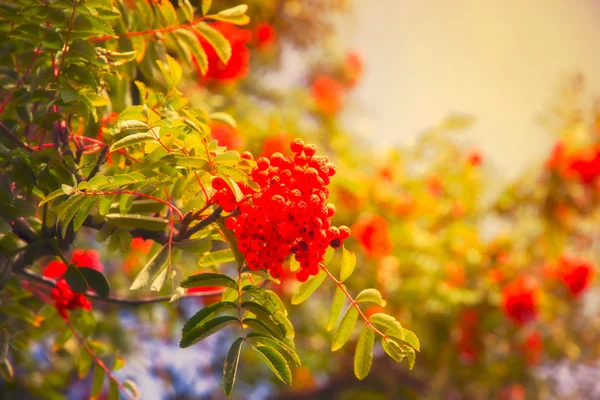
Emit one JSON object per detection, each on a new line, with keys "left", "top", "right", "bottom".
{"left": 50, "top": 279, "right": 92, "bottom": 320}
{"left": 212, "top": 138, "right": 351, "bottom": 282}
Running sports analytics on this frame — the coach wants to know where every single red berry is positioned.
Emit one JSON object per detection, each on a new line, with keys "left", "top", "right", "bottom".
{"left": 225, "top": 216, "right": 238, "bottom": 230}
{"left": 241, "top": 151, "right": 254, "bottom": 160}
{"left": 338, "top": 225, "right": 351, "bottom": 240}
{"left": 290, "top": 138, "right": 305, "bottom": 153}
{"left": 304, "top": 144, "right": 317, "bottom": 157}
{"left": 212, "top": 177, "right": 226, "bottom": 190}
{"left": 327, "top": 226, "right": 340, "bottom": 240}
{"left": 256, "top": 157, "right": 270, "bottom": 170}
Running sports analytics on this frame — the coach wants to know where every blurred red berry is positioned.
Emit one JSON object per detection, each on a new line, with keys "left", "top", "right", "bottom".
{"left": 71, "top": 249, "right": 103, "bottom": 272}
{"left": 255, "top": 22, "right": 277, "bottom": 49}
{"left": 501, "top": 276, "right": 539, "bottom": 326}
{"left": 195, "top": 22, "right": 251, "bottom": 82}
{"left": 352, "top": 215, "right": 392, "bottom": 258}
{"left": 43, "top": 260, "right": 67, "bottom": 278}
{"left": 311, "top": 75, "right": 345, "bottom": 116}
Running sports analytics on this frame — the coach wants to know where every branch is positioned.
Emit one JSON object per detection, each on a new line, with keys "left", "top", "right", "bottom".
{"left": 90, "top": 16, "right": 209, "bottom": 43}
{"left": 20, "top": 268, "right": 226, "bottom": 306}
{"left": 0, "top": 121, "right": 33, "bottom": 151}
{"left": 9, "top": 217, "right": 38, "bottom": 243}
{"left": 177, "top": 206, "right": 223, "bottom": 240}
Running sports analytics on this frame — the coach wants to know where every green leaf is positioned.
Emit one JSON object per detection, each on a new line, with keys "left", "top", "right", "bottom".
{"left": 98, "top": 195, "right": 114, "bottom": 216}
{"left": 53, "top": 329, "right": 73, "bottom": 351}
{"left": 130, "top": 246, "right": 169, "bottom": 290}
{"left": 77, "top": 350, "right": 93, "bottom": 378}
{"left": 118, "top": 120, "right": 149, "bottom": 131}
{"left": 242, "top": 285, "right": 279, "bottom": 313}
{"left": 355, "top": 288, "right": 387, "bottom": 307}
{"left": 217, "top": 173, "right": 244, "bottom": 202}
{"left": 180, "top": 272, "right": 238, "bottom": 290}
{"left": 39, "top": 188, "right": 67, "bottom": 206}
{"left": 210, "top": 112, "right": 237, "bottom": 128}
{"left": 404, "top": 346, "right": 416, "bottom": 370}
{"left": 217, "top": 4, "right": 248, "bottom": 17}
{"left": 62, "top": 184, "right": 74, "bottom": 195}
{"left": 209, "top": 5, "right": 250, "bottom": 25}
{"left": 119, "top": 194, "right": 134, "bottom": 215}
{"left": 78, "top": 267, "right": 110, "bottom": 298}
{"left": 174, "top": 29, "right": 208, "bottom": 74}
{"left": 182, "top": 301, "right": 238, "bottom": 336}
{"left": 201, "top": 0, "right": 212, "bottom": 15}
{"left": 245, "top": 332, "right": 301, "bottom": 367}
{"left": 90, "top": 365, "right": 105, "bottom": 398}
{"left": 72, "top": 196, "right": 101, "bottom": 232}
{"left": 105, "top": 214, "right": 168, "bottom": 231}
{"left": 216, "top": 220, "right": 245, "bottom": 268}
{"left": 222, "top": 337, "right": 243, "bottom": 396}
{"left": 241, "top": 302, "right": 285, "bottom": 337}
{"left": 369, "top": 313, "right": 404, "bottom": 340}
{"left": 64, "top": 266, "right": 88, "bottom": 294}
{"left": 180, "top": 316, "right": 239, "bottom": 348}
{"left": 123, "top": 380, "right": 140, "bottom": 399}
{"left": 110, "top": 132, "right": 155, "bottom": 152}
{"left": 382, "top": 337, "right": 404, "bottom": 363}
{"left": 340, "top": 247, "right": 356, "bottom": 282}
{"left": 194, "top": 22, "right": 231, "bottom": 64}
{"left": 242, "top": 318, "right": 284, "bottom": 340}
{"left": 198, "top": 249, "right": 236, "bottom": 267}
{"left": 0, "top": 329, "right": 8, "bottom": 361}
{"left": 327, "top": 286, "right": 346, "bottom": 331}
{"left": 331, "top": 307, "right": 359, "bottom": 351}
{"left": 60, "top": 195, "right": 88, "bottom": 238}
{"left": 402, "top": 329, "right": 420, "bottom": 352}
{"left": 108, "top": 380, "right": 119, "bottom": 400}
{"left": 241, "top": 301, "right": 271, "bottom": 318}
{"left": 291, "top": 270, "right": 326, "bottom": 305}
{"left": 0, "top": 359, "right": 13, "bottom": 381}
{"left": 173, "top": 237, "right": 211, "bottom": 254}
{"left": 150, "top": 266, "right": 169, "bottom": 292}
{"left": 252, "top": 345, "right": 292, "bottom": 384}
{"left": 354, "top": 326, "right": 375, "bottom": 380}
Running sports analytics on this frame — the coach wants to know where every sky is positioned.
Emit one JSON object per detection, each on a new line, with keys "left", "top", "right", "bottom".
{"left": 341, "top": 0, "right": 600, "bottom": 179}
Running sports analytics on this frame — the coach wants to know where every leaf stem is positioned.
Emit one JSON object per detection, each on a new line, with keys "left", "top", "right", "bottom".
{"left": 320, "top": 266, "right": 387, "bottom": 338}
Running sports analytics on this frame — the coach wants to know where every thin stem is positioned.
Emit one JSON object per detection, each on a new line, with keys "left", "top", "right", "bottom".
{"left": 64, "top": 319, "right": 135, "bottom": 400}
{"left": 90, "top": 16, "right": 209, "bottom": 43}
{"left": 320, "top": 266, "right": 387, "bottom": 338}
{"left": 56, "top": 0, "right": 78, "bottom": 81}
{"left": 0, "top": 46, "right": 42, "bottom": 116}
{"left": 74, "top": 189, "right": 184, "bottom": 221}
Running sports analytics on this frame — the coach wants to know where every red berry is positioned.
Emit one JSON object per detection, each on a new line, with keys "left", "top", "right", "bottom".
{"left": 290, "top": 138, "right": 305, "bottom": 153}
{"left": 304, "top": 144, "right": 317, "bottom": 157}
{"left": 338, "top": 225, "right": 351, "bottom": 240}
{"left": 212, "top": 177, "right": 226, "bottom": 190}
{"left": 327, "top": 226, "right": 340, "bottom": 240}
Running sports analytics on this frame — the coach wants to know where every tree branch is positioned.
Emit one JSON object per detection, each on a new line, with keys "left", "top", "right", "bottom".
{"left": 20, "top": 268, "right": 225, "bottom": 306}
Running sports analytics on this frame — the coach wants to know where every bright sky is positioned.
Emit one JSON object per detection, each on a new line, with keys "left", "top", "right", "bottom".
{"left": 342, "top": 0, "right": 600, "bottom": 179}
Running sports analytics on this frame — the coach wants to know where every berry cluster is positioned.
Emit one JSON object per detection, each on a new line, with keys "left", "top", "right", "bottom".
{"left": 212, "top": 138, "right": 351, "bottom": 282}
{"left": 50, "top": 279, "right": 92, "bottom": 320}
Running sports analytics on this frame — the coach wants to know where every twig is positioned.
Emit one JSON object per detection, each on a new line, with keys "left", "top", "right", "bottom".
{"left": 64, "top": 318, "right": 135, "bottom": 400}
{"left": 90, "top": 16, "right": 209, "bottom": 43}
